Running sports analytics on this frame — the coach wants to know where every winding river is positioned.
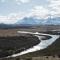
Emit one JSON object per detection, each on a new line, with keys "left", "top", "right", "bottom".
{"left": 7, "top": 31, "right": 60, "bottom": 58}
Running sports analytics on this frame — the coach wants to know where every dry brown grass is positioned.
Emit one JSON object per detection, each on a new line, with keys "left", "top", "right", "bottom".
{"left": 0, "top": 29, "right": 19, "bottom": 37}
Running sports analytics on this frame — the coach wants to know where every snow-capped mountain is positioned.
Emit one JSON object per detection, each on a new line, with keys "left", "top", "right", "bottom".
{"left": 0, "top": 17, "right": 60, "bottom": 29}
{"left": 16, "top": 17, "right": 47, "bottom": 26}
{"left": 45, "top": 17, "right": 60, "bottom": 25}
{"left": 16, "top": 17, "right": 60, "bottom": 25}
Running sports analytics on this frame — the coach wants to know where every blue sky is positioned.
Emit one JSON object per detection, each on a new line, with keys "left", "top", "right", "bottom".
{"left": 0, "top": 0, "right": 60, "bottom": 24}
{"left": 0, "top": 0, "right": 48, "bottom": 15}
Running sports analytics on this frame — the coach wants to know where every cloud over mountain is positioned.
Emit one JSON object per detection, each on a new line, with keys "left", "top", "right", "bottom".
{"left": 31, "top": 6, "right": 50, "bottom": 19}
{"left": 0, "top": 0, "right": 60, "bottom": 24}
{"left": 48, "top": 0, "right": 60, "bottom": 17}
{"left": 16, "top": 17, "right": 60, "bottom": 25}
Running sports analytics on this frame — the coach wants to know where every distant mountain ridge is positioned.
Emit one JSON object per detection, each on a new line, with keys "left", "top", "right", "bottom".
{"left": 0, "top": 24, "right": 17, "bottom": 29}
{"left": 16, "top": 17, "right": 60, "bottom": 25}
{"left": 0, "top": 17, "right": 60, "bottom": 28}
{"left": 16, "top": 17, "right": 41, "bottom": 26}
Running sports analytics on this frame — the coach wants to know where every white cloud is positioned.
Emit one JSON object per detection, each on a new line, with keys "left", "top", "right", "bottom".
{"left": 1, "top": 8, "right": 49, "bottom": 24}
{"left": 0, "top": 12, "right": 28, "bottom": 24}
{"left": 30, "top": 0, "right": 60, "bottom": 19}
{"left": 0, "top": 0, "right": 60, "bottom": 24}
{"left": 20, "top": 0, "right": 31, "bottom": 3}
{"left": 16, "top": 0, "right": 60, "bottom": 19}
{"left": 1, "top": 0, "right": 31, "bottom": 4}
{"left": 48, "top": 0, "right": 60, "bottom": 17}
{"left": 16, "top": 0, "right": 31, "bottom": 5}
{"left": 0, "top": 15, "right": 17, "bottom": 24}
{"left": 0, "top": 14, "right": 20, "bottom": 24}
{"left": 31, "top": 6, "right": 50, "bottom": 19}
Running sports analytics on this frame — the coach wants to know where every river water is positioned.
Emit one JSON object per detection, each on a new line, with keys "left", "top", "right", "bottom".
{"left": 8, "top": 32, "right": 59, "bottom": 58}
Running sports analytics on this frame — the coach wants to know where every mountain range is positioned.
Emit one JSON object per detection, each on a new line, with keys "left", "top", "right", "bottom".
{"left": 0, "top": 17, "right": 60, "bottom": 28}
{"left": 16, "top": 17, "right": 60, "bottom": 25}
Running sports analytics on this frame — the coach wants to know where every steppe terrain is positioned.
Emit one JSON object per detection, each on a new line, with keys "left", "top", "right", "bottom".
{"left": 0, "top": 25, "right": 60, "bottom": 37}
{"left": 0, "top": 25, "right": 60, "bottom": 60}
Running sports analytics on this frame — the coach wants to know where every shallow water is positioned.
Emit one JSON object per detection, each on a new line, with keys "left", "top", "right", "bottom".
{"left": 10, "top": 32, "right": 59, "bottom": 58}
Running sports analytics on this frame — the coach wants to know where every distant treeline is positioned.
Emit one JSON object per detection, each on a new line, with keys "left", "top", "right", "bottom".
{"left": 0, "top": 24, "right": 34, "bottom": 29}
